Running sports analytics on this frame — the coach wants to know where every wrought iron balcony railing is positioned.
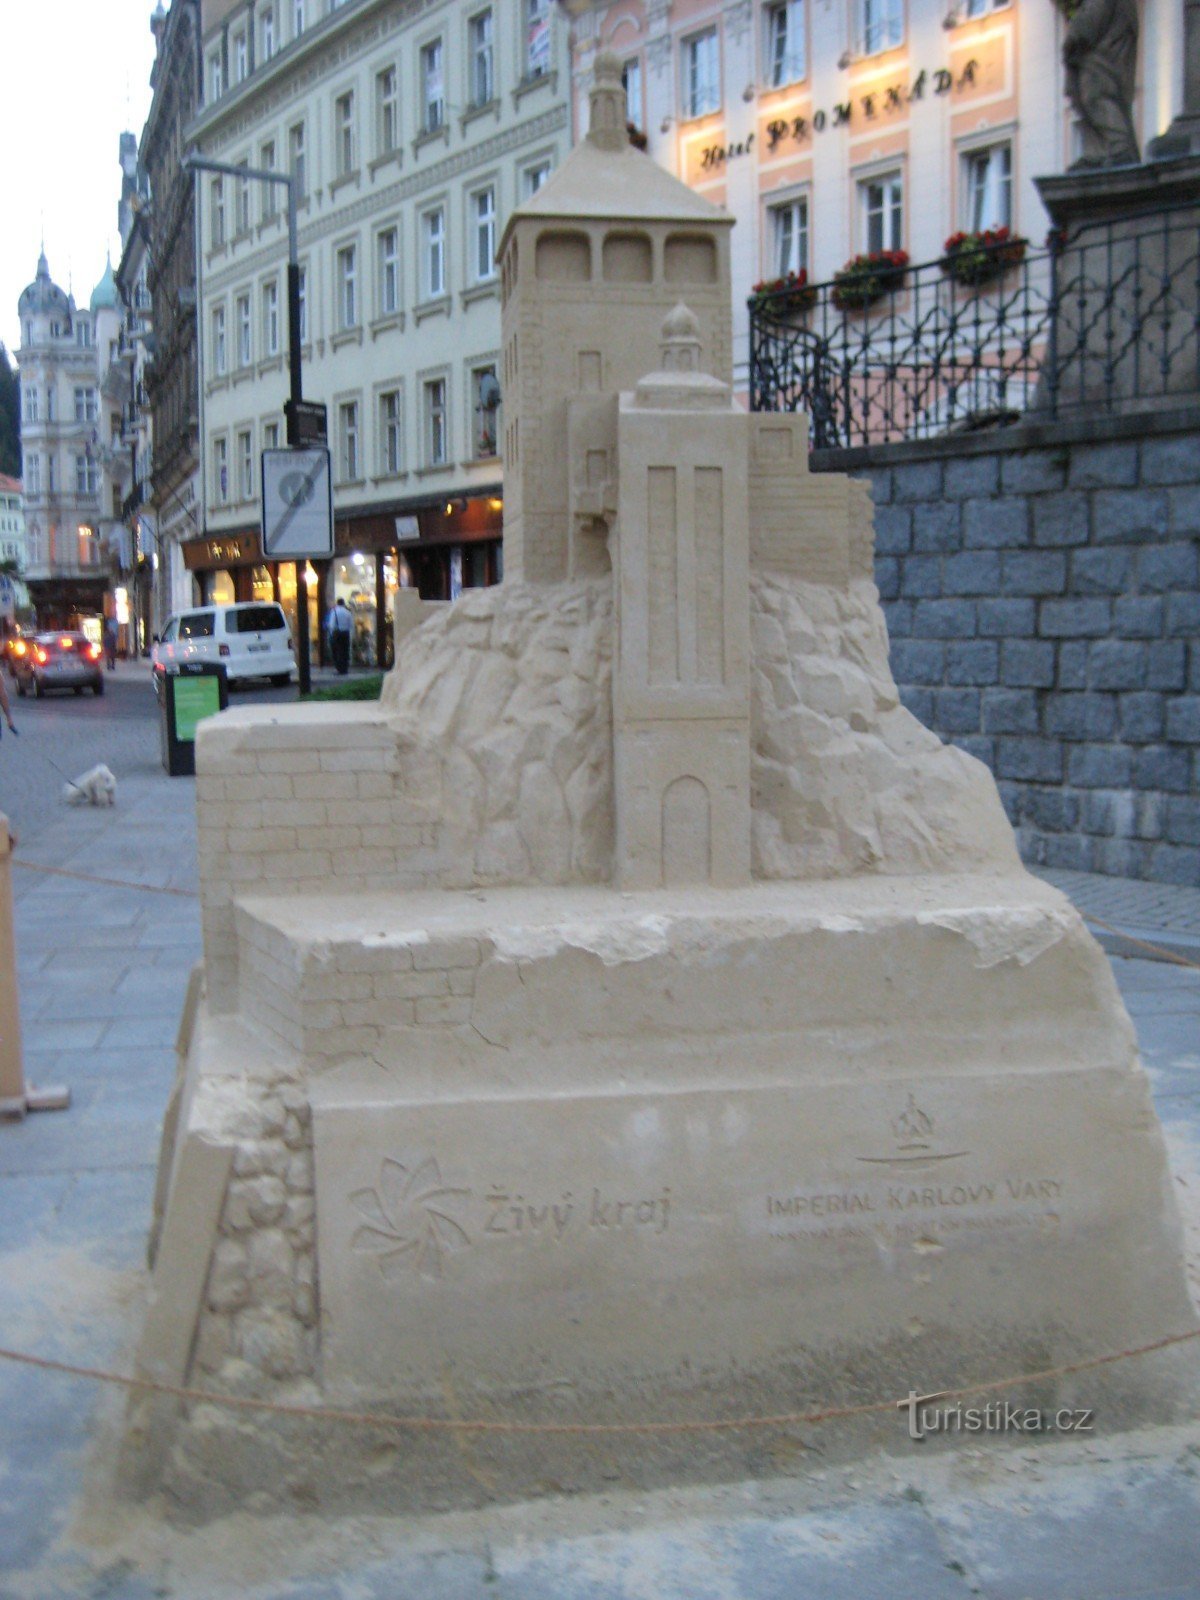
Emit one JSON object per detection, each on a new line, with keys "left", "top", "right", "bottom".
{"left": 749, "top": 203, "right": 1200, "bottom": 448}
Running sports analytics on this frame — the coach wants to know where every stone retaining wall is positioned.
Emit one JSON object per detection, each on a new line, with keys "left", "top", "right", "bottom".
{"left": 814, "top": 408, "right": 1200, "bottom": 886}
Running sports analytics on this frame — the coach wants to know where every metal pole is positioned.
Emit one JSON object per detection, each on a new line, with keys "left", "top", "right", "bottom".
{"left": 0, "top": 816, "right": 68, "bottom": 1120}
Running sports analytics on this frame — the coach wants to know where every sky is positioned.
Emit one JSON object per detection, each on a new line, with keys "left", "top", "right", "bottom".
{"left": 0, "top": 0, "right": 157, "bottom": 359}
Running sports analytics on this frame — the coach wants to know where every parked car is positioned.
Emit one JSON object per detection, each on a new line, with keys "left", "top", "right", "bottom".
{"left": 151, "top": 602, "right": 296, "bottom": 691}
{"left": 13, "top": 631, "right": 104, "bottom": 698}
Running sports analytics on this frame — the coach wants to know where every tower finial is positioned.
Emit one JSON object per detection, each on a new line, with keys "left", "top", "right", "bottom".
{"left": 587, "top": 51, "right": 630, "bottom": 153}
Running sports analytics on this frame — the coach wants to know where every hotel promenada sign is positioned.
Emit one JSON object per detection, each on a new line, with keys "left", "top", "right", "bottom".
{"left": 699, "top": 61, "right": 981, "bottom": 171}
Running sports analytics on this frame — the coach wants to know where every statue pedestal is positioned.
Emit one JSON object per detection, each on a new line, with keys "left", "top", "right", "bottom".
{"left": 1032, "top": 158, "right": 1200, "bottom": 415}
{"left": 124, "top": 874, "right": 1195, "bottom": 1517}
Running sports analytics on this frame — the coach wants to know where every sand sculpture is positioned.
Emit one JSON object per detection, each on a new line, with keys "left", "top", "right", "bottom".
{"left": 124, "top": 57, "right": 1194, "bottom": 1517}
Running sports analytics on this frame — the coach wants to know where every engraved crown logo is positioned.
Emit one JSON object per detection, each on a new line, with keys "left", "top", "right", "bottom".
{"left": 892, "top": 1094, "right": 934, "bottom": 1149}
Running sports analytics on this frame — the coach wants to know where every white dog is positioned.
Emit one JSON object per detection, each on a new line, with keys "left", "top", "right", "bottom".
{"left": 63, "top": 764, "right": 117, "bottom": 807}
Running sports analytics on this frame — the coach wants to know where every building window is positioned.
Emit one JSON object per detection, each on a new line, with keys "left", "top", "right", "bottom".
{"left": 422, "top": 207, "right": 445, "bottom": 298}
{"left": 965, "top": 0, "right": 1009, "bottom": 13}
{"left": 622, "top": 58, "right": 643, "bottom": 129}
{"left": 337, "top": 244, "right": 358, "bottom": 329}
{"left": 376, "top": 66, "right": 398, "bottom": 154}
{"left": 769, "top": 196, "right": 808, "bottom": 276}
{"left": 377, "top": 227, "right": 399, "bottom": 314}
{"left": 472, "top": 187, "right": 496, "bottom": 281}
{"left": 526, "top": 0, "right": 550, "bottom": 79}
{"left": 424, "top": 378, "right": 447, "bottom": 465}
{"left": 75, "top": 455, "right": 99, "bottom": 496}
{"left": 339, "top": 400, "right": 360, "bottom": 481}
{"left": 208, "top": 50, "right": 223, "bottom": 100}
{"left": 469, "top": 10, "right": 494, "bottom": 106}
{"left": 46, "top": 388, "right": 56, "bottom": 421}
{"left": 73, "top": 386, "right": 98, "bottom": 423}
{"left": 236, "top": 163, "right": 251, "bottom": 234}
{"left": 236, "top": 293, "right": 252, "bottom": 366}
{"left": 292, "top": 0, "right": 305, "bottom": 36}
{"left": 962, "top": 143, "right": 1012, "bottom": 232}
{"left": 264, "top": 421, "right": 280, "bottom": 450}
{"left": 76, "top": 319, "right": 92, "bottom": 348}
{"left": 765, "top": 0, "right": 805, "bottom": 88}
{"left": 379, "top": 389, "right": 402, "bottom": 474}
{"left": 260, "top": 6, "right": 275, "bottom": 61}
{"left": 523, "top": 160, "right": 550, "bottom": 197}
{"left": 238, "top": 429, "right": 253, "bottom": 499}
{"left": 47, "top": 457, "right": 57, "bottom": 494}
{"left": 212, "top": 305, "right": 227, "bottom": 375}
{"left": 213, "top": 437, "right": 228, "bottom": 504}
{"left": 683, "top": 28, "right": 720, "bottom": 119}
{"left": 288, "top": 122, "right": 306, "bottom": 201}
{"left": 298, "top": 266, "right": 308, "bottom": 341}
{"left": 22, "top": 386, "right": 38, "bottom": 423}
{"left": 859, "top": 171, "right": 903, "bottom": 253}
{"left": 210, "top": 177, "right": 226, "bottom": 248}
{"left": 472, "top": 365, "right": 499, "bottom": 457}
{"left": 421, "top": 39, "right": 445, "bottom": 131}
{"left": 232, "top": 30, "right": 248, "bottom": 84}
{"left": 335, "top": 91, "right": 355, "bottom": 175}
{"left": 26, "top": 457, "right": 40, "bottom": 494}
{"left": 860, "top": 0, "right": 902, "bottom": 56}
{"left": 260, "top": 141, "right": 278, "bottom": 221}
{"left": 263, "top": 280, "right": 280, "bottom": 355}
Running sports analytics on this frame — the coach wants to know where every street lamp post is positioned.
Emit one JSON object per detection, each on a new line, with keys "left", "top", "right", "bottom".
{"left": 183, "top": 152, "right": 312, "bottom": 694}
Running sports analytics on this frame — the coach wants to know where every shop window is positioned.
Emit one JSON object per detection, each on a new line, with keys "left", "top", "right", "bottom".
{"left": 962, "top": 143, "right": 1012, "bottom": 232}
{"left": 858, "top": 171, "right": 903, "bottom": 254}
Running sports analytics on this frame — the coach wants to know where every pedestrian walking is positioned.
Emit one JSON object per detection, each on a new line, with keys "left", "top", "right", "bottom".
{"left": 103, "top": 616, "right": 119, "bottom": 672}
{"left": 326, "top": 597, "right": 353, "bottom": 676}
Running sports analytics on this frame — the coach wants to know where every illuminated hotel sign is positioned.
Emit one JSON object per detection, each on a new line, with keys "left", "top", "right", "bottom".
{"left": 699, "top": 60, "right": 980, "bottom": 171}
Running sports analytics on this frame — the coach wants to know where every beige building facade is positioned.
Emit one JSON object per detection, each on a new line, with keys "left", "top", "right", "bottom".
{"left": 566, "top": 0, "right": 1185, "bottom": 387}
{"left": 191, "top": 0, "right": 571, "bottom": 661}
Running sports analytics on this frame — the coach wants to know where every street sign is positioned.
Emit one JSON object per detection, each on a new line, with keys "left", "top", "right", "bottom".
{"left": 285, "top": 397, "right": 328, "bottom": 446}
{"left": 261, "top": 447, "right": 334, "bottom": 559}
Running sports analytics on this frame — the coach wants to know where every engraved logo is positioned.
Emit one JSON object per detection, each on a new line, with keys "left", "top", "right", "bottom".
{"left": 349, "top": 1156, "right": 471, "bottom": 1282}
{"left": 856, "top": 1093, "right": 969, "bottom": 1168}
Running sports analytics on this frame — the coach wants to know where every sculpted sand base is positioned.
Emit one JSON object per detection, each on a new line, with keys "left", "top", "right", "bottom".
{"left": 121, "top": 57, "right": 1195, "bottom": 1518}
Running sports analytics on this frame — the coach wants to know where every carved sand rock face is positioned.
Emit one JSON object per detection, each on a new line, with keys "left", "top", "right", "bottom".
{"left": 123, "top": 52, "right": 1194, "bottom": 1523}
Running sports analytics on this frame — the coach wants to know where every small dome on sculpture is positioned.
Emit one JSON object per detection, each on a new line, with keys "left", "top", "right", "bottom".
{"left": 662, "top": 303, "right": 701, "bottom": 342}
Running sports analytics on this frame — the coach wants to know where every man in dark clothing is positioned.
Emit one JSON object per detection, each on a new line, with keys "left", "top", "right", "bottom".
{"left": 326, "top": 597, "right": 353, "bottom": 675}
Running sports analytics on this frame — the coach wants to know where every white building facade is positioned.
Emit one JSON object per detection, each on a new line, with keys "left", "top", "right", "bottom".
{"left": 16, "top": 254, "right": 110, "bottom": 627}
{"left": 0, "top": 477, "right": 26, "bottom": 571}
{"left": 191, "top": 0, "right": 571, "bottom": 663}
{"left": 566, "top": 0, "right": 1185, "bottom": 389}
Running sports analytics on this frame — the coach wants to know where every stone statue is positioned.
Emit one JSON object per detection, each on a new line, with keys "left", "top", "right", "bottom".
{"left": 1062, "top": 0, "right": 1141, "bottom": 168}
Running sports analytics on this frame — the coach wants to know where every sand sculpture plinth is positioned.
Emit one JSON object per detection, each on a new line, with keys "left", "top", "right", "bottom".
{"left": 124, "top": 58, "right": 1194, "bottom": 1517}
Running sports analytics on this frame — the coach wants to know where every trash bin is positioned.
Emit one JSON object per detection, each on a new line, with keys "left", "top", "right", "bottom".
{"left": 160, "top": 663, "right": 228, "bottom": 777}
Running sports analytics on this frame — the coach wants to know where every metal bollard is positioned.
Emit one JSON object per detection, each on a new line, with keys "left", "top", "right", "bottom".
{"left": 0, "top": 815, "right": 69, "bottom": 1119}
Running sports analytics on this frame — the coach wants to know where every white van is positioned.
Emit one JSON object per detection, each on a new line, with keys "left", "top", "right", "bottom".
{"left": 152, "top": 602, "right": 297, "bottom": 689}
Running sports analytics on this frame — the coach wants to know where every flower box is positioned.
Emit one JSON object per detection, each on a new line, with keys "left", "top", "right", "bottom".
{"left": 942, "top": 227, "right": 1027, "bottom": 288}
{"left": 831, "top": 250, "right": 909, "bottom": 311}
{"left": 750, "top": 269, "right": 819, "bottom": 317}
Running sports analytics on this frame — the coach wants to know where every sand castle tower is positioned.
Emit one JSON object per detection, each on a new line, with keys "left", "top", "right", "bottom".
{"left": 123, "top": 57, "right": 1195, "bottom": 1518}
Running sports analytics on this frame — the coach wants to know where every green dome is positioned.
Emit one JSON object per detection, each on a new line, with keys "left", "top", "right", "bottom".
{"left": 89, "top": 255, "right": 119, "bottom": 313}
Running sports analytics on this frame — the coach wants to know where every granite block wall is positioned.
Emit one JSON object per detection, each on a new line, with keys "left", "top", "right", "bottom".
{"left": 813, "top": 414, "right": 1200, "bottom": 885}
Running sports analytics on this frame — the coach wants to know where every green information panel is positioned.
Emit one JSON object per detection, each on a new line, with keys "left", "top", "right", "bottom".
{"left": 173, "top": 674, "right": 223, "bottom": 742}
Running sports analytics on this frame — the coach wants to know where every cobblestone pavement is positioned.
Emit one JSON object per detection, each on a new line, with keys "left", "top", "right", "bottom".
{"left": 0, "top": 754, "right": 1197, "bottom": 1598}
